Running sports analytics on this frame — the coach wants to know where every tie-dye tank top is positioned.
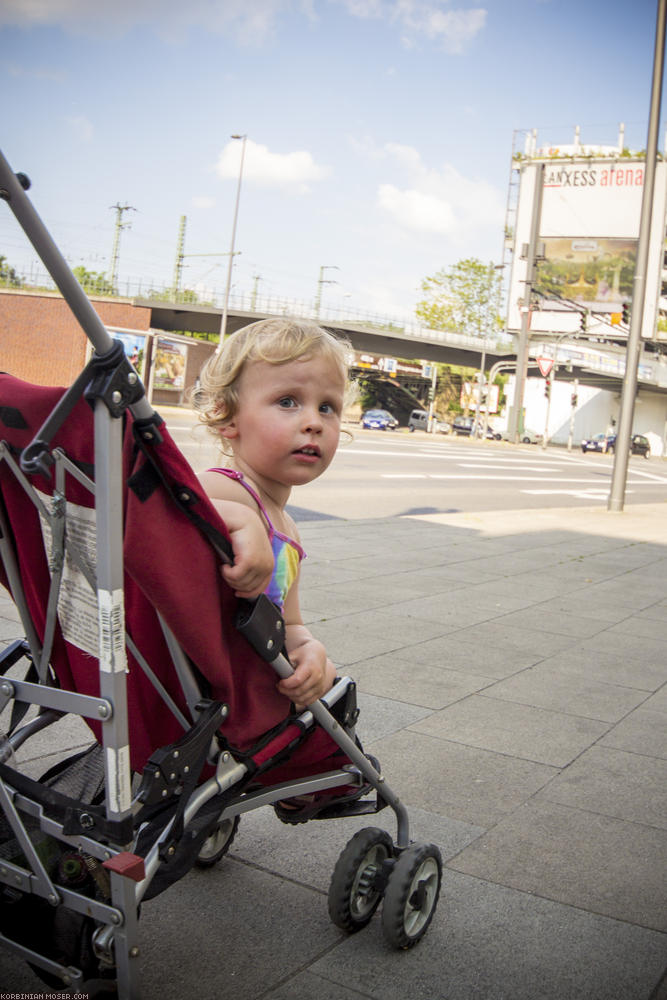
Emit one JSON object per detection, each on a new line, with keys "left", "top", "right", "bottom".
{"left": 209, "top": 469, "right": 305, "bottom": 612}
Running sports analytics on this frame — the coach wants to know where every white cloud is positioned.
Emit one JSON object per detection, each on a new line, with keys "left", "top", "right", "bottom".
{"left": 0, "top": 0, "right": 305, "bottom": 43}
{"left": 0, "top": 0, "right": 486, "bottom": 51}
{"left": 334, "top": 0, "right": 487, "bottom": 52}
{"left": 216, "top": 138, "right": 329, "bottom": 193}
{"left": 376, "top": 144, "right": 504, "bottom": 239}
{"left": 378, "top": 184, "right": 455, "bottom": 234}
{"left": 66, "top": 114, "right": 94, "bottom": 142}
{"left": 192, "top": 195, "right": 216, "bottom": 209}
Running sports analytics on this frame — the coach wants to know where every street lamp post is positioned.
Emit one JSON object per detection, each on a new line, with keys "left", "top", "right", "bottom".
{"left": 219, "top": 134, "right": 247, "bottom": 342}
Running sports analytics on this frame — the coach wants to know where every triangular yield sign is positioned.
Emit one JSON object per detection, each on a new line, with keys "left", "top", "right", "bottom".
{"left": 537, "top": 356, "right": 554, "bottom": 378}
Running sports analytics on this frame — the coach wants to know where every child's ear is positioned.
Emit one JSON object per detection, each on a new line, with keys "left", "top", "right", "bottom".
{"left": 219, "top": 420, "right": 238, "bottom": 440}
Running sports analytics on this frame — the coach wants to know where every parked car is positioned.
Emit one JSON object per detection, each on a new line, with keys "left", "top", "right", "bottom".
{"left": 519, "top": 429, "right": 543, "bottom": 444}
{"left": 408, "top": 409, "right": 450, "bottom": 433}
{"left": 452, "top": 415, "right": 475, "bottom": 436}
{"left": 361, "top": 408, "right": 398, "bottom": 430}
{"left": 581, "top": 432, "right": 650, "bottom": 458}
{"left": 503, "top": 428, "right": 543, "bottom": 444}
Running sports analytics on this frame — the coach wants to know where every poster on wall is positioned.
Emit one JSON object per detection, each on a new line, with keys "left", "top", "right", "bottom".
{"left": 109, "top": 330, "right": 147, "bottom": 375}
{"left": 153, "top": 338, "right": 187, "bottom": 391}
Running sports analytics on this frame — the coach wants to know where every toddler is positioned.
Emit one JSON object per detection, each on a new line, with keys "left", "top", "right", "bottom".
{"left": 196, "top": 318, "right": 348, "bottom": 712}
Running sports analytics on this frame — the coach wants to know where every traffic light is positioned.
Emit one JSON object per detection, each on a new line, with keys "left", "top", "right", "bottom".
{"left": 621, "top": 301, "right": 631, "bottom": 324}
{"left": 579, "top": 311, "right": 587, "bottom": 333}
{"left": 571, "top": 393, "right": 578, "bottom": 408}
{"left": 544, "top": 374, "right": 552, "bottom": 398}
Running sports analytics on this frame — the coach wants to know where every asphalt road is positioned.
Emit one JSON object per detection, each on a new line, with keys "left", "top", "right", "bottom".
{"left": 157, "top": 410, "right": 667, "bottom": 521}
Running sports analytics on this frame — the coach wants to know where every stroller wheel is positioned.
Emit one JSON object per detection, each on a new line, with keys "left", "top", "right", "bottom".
{"left": 328, "top": 827, "right": 393, "bottom": 933}
{"left": 381, "top": 842, "right": 442, "bottom": 949}
{"left": 196, "top": 815, "right": 239, "bottom": 868}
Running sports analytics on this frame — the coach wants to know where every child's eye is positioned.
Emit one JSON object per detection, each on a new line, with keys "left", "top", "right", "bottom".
{"left": 278, "top": 396, "right": 297, "bottom": 408}
{"left": 319, "top": 402, "right": 334, "bottom": 414}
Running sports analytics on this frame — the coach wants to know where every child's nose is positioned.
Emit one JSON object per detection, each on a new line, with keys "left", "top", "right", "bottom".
{"left": 303, "top": 407, "right": 323, "bottom": 432}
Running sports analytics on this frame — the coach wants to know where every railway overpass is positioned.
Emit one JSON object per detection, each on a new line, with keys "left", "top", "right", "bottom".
{"left": 138, "top": 297, "right": 667, "bottom": 396}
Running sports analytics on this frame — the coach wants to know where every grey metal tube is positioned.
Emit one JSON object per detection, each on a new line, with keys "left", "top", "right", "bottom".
{"left": 609, "top": 0, "right": 666, "bottom": 511}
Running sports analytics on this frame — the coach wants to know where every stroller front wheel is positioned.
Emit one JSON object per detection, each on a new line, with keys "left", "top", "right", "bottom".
{"left": 328, "top": 827, "right": 393, "bottom": 932}
{"left": 381, "top": 842, "right": 442, "bottom": 949}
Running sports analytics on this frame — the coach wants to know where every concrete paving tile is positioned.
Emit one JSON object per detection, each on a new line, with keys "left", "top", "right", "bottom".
{"left": 448, "top": 620, "right": 576, "bottom": 656}
{"left": 449, "top": 799, "right": 667, "bottom": 932}
{"left": 409, "top": 632, "right": 544, "bottom": 678}
{"left": 137, "top": 861, "right": 342, "bottom": 1000}
{"left": 582, "top": 629, "right": 667, "bottom": 666}
{"left": 536, "top": 746, "right": 667, "bottom": 828}
{"left": 531, "top": 596, "right": 633, "bottom": 624}
{"left": 266, "top": 972, "right": 373, "bottom": 1000}
{"left": 353, "top": 653, "right": 494, "bottom": 709}
{"left": 409, "top": 696, "right": 610, "bottom": 767}
{"left": 355, "top": 689, "right": 434, "bottom": 742}
{"left": 311, "top": 868, "right": 667, "bottom": 1000}
{"left": 637, "top": 604, "right": 667, "bottom": 623}
{"left": 491, "top": 607, "right": 607, "bottom": 638}
{"left": 310, "top": 609, "right": 456, "bottom": 666}
{"left": 600, "top": 707, "right": 667, "bottom": 759}
{"left": 482, "top": 662, "right": 649, "bottom": 722}
{"left": 607, "top": 616, "right": 667, "bottom": 643}
{"left": 377, "top": 594, "right": 506, "bottom": 629}
{"left": 543, "top": 644, "right": 667, "bottom": 691}
{"left": 365, "top": 729, "right": 557, "bottom": 827}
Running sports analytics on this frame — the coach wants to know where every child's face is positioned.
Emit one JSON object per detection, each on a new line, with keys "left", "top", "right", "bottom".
{"left": 221, "top": 353, "right": 345, "bottom": 489}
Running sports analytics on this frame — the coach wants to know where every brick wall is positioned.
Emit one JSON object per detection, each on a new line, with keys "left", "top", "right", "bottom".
{"left": 0, "top": 290, "right": 152, "bottom": 386}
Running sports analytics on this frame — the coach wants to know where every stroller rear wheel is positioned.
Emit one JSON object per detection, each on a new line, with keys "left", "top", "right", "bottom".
{"left": 381, "top": 842, "right": 442, "bottom": 949}
{"left": 195, "top": 814, "right": 240, "bottom": 868}
{"left": 328, "top": 827, "right": 393, "bottom": 932}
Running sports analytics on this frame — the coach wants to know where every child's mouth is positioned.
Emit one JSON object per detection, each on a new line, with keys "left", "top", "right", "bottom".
{"left": 293, "top": 445, "right": 321, "bottom": 459}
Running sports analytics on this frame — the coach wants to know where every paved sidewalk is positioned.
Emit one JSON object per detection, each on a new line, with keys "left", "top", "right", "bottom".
{"left": 0, "top": 503, "right": 666, "bottom": 999}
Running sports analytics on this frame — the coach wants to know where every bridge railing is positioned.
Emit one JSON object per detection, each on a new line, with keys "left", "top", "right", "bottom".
{"left": 4, "top": 268, "right": 513, "bottom": 357}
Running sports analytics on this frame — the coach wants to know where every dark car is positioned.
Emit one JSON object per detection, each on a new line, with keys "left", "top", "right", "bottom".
{"left": 581, "top": 433, "right": 611, "bottom": 454}
{"left": 361, "top": 408, "right": 398, "bottom": 430}
{"left": 582, "top": 433, "right": 650, "bottom": 458}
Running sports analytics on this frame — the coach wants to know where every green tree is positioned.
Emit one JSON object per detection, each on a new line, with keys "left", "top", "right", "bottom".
{"left": 72, "top": 266, "right": 115, "bottom": 296}
{"left": 416, "top": 258, "right": 503, "bottom": 338}
{"left": 0, "top": 255, "right": 23, "bottom": 288}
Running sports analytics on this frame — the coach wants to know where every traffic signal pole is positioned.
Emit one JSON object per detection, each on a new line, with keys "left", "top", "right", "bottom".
{"left": 609, "top": 0, "right": 666, "bottom": 511}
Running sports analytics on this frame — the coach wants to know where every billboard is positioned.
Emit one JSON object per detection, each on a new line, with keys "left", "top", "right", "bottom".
{"left": 506, "top": 155, "right": 667, "bottom": 339}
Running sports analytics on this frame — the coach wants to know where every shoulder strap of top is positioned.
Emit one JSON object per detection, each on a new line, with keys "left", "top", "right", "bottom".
{"left": 208, "top": 468, "right": 275, "bottom": 535}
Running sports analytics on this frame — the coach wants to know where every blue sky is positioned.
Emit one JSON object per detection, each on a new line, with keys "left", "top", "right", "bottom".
{"left": 0, "top": 0, "right": 663, "bottom": 322}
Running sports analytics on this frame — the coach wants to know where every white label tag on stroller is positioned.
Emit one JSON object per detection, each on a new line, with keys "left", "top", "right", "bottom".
{"left": 37, "top": 490, "right": 100, "bottom": 658}
{"left": 106, "top": 743, "right": 132, "bottom": 813}
{"left": 98, "top": 588, "right": 128, "bottom": 673}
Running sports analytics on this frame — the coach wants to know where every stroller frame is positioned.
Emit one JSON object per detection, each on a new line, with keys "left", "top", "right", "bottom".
{"left": 0, "top": 150, "right": 440, "bottom": 997}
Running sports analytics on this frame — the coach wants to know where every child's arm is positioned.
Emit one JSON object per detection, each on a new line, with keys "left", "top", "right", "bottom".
{"left": 198, "top": 472, "right": 274, "bottom": 598}
{"left": 279, "top": 573, "right": 337, "bottom": 708}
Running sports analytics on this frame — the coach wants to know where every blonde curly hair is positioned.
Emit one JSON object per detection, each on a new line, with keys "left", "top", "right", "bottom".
{"left": 195, "top": 318, "right": 351, "bottom": 445}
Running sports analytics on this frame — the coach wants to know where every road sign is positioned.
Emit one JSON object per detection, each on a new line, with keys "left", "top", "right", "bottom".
{"left": 537, "top": 357, "right": 554, "bottom": 377}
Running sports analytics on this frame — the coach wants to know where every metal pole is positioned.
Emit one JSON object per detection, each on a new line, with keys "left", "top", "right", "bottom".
{"left": 219, "top": 134, "right": 247, "bottom": 343}
{"left": 507, "top": 162, "right": 545, "bottom": 443}
{"left": 567, "top": 377, "right": 579, "bottom": 452}
{"left": 609, "top": 0, "right": 666, "bottom": 511}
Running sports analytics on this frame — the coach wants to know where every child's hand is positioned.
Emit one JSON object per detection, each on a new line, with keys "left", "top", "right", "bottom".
{"left": 222, "top": 505, "right": 274, "bottom": 598}
{"left": 279, "top": 630, "right": 336, "bottom": 708}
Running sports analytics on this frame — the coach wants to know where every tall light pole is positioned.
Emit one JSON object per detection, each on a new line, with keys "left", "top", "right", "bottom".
{"left": 219, "top": 134, "right": 247, "bottom": 342}
{"left": 609, "top": 0, "right": 666, "bottom": 511}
